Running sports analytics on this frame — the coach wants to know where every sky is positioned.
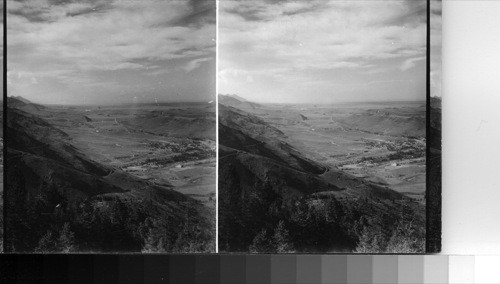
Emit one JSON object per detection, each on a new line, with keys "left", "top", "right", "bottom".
{"left": 431, "top": 0, "right": 442, "bottom": 98}
{"left": 219, "top": 0, "right": 427, "bottom": 104}
{"left": 7, "top": 0, "right": 216, "bottom": 105}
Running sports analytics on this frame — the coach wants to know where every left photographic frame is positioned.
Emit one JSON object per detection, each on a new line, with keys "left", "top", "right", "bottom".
{"left": 4, "top": 0, "right": 216, "bottom": 253}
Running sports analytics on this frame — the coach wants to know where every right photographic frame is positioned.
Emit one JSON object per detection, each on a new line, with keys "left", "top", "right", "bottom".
{"left": 218, "top": 0, "right": 441, "bottom": 253}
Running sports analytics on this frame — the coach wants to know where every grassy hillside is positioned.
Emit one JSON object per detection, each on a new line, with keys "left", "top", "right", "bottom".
{"left": 219, "top": 94, "right": 261, "bottom": 110}
{"left": 337, "top": 107, "right": 426, "bottom": 137}
{"left": 119, "top": 104, "right": 215, "bottom": 140}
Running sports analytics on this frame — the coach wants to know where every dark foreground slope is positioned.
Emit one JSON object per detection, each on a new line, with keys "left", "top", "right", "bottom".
{"left": 5, "top": 103, "right": 214, "bottom": 252}
{"left": 218, "top": 104, "right": 425, "bottom": 253}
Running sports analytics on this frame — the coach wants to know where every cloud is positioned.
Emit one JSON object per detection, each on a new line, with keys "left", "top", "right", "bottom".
{"left": 400, "top": 56, "right": 425, "bottom": 71}
{"left": 183, "top": 57, "right": 212, "bottom": 73}
{"left": 220, "top": 0, "right": 425, "bottom": 72}
{"left": 7, "top": 0, "right": 216, "bottom": 104}
{"left": 9, "top": 1, "right": 214, "bottom": 71}
{"left": 219, "top": 0, "right": 426, "bottom": 103}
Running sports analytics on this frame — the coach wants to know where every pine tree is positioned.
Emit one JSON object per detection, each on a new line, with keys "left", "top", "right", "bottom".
{"left": 249, "top": 229, "right": 271, "bottom": 253}
{"left": 57, "top": 223, "right": 76, "bottom": 253}
{"left": 273, "top": 220, "right": 293, "bottom": 253}
{"left": 35, "top": 231, "right": 55, "bottom": 253}
{"left": 354, "top": 226, "right": 383, "bottom": 253}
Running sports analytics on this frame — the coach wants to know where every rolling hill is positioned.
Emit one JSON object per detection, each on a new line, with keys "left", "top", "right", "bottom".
{"left": 337, "top": 108, "right": 426, "bottom": 137}
{"left": 219, "top": 94, "right": 261, "bottom": 110}
{"left": 118, "top": 104, "right": 216, "bottom": 140}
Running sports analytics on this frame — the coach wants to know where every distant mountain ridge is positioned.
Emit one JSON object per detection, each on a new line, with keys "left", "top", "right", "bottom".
{"left": 9, "top": 96, "right": 33, "bottom": 104}
{"left": 7, "top": 96, "right": 46, "bottom": 112}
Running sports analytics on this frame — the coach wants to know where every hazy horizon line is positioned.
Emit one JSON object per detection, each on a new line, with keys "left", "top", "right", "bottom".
{"left": 219, "top": 94, "right": 427, "bottom": 105}
{"left": 7, "top": 95, "right": 215, "bottom": 107}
